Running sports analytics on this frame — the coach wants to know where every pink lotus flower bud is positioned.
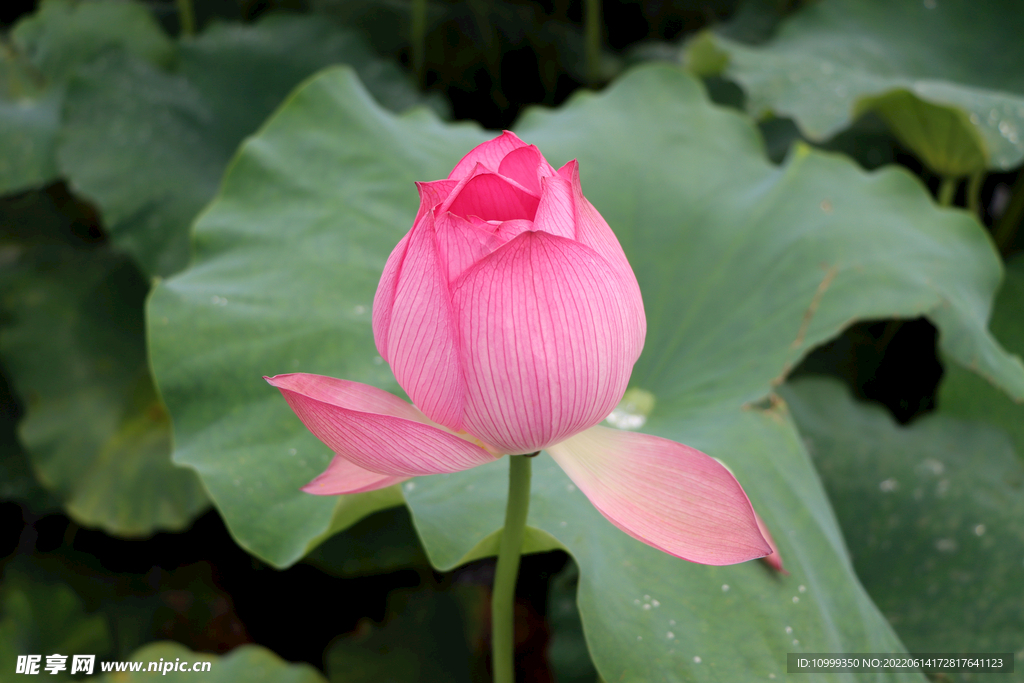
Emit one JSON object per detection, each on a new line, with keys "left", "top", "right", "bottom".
{"left": 267, "top": 132, "right": 771, "bottom": 566}
{"left": 372, "top": 131, "right": 646, "bottom": 455}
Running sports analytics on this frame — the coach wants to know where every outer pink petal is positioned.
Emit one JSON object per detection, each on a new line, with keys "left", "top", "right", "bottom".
{"left": 386, "top": 212, "right": 466, "bottom": 430}
{"left": 560, "top": 160, "right": 646, "bottom": 357}
{"left": 302, "top": 455, "right": 408, "bottom": 495}
{"left": 531, "top": 173, "right": 576, "bottom": 240}
{"left": 266, "top": 373, "right": 495, "bottom": 476}
{"left": 372, "top": 231, "right": 410, "bottom": 362}
{"left": 434, "top": 212, "right": 503, "bottom": 284}
{"left": 497, "top": 145, "right": 556, "bottom": 195}
{"left": 546, "top": 425, "right": 772, "bottom": 565}
{"left": 451, "top": 231, "right": 642, "bottom": 454}
{"left": 373, "top": 180, "right": 458, "bottom": 361}
{"left": 448, "top": 131, "right": 529, "bottom": 180}
{"left": 444, "top": 172, "right": 540, "bottom": 222}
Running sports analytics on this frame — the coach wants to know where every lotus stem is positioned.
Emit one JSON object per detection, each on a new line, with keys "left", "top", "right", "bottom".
{"left": 585, "top": 0, "right": 601, "bottom": 85}
{"left": 937, "top": 176, "right": 957, "bottom": 207}
{"left": 176, "top": 0, "right": 195, "bottom": 36}
{"left": 411, "top": 0, "right": 427, "bottom": 85}
{"left": 967, "top": 171, "right": 984, "bottom": 218}
{"left": 492, "top": 454, "right": 533, "bottom": 683}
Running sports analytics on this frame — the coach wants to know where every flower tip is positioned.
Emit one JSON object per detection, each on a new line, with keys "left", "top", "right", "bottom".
{"left": 754, "top": 510, "right": 785, "bottom": 573}
{"left": 761, "top": 552, "right": 788, "bottom": 575}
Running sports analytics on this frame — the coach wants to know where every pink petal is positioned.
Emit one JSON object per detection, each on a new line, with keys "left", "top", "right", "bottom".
{"left": 560, "top": 160, "right": 646, "bottom": 355}
{"left": 414, "top": 179, "right": 458, "bottom": 224}
{"left": 266, "top": 373, "right": 495, "bottom": 476}
{"left": 372, "top": 231, "right": 411, "bottom": 362}
{"left": 451, "top": 231, "right": 642, "bottom": 454}
{"left": 434, "top": 212, "right": 503, "bottom": 283}
{"left": 466, "top": 216, "right": 536, "bottom": 245}
{"left": 755, "top": 511, "right": 788, "bottom": 574}
{"left": 531, "top": 173, "right": 576, "bottom": 240}
{"left": 546, "top": 426, "right": 772, "bottom": 565}
{"left": 385, "top": 212, "right": 466, "bottom": 430}
{"left": 443, "top": 171, "right": 540, "bottom": 222}
{"left": 374, "top": 181, "right": 458, "bottom": 361}
{"left": 493, "top": 219, "right": 535, "bottom": 243}
{"left": 497, "top": 145, "right": 556, "bottom": 195}
{"left": 302, "top": 455, "right": 408, "bottom": 495}
{"left": 448, "top": 131, "right": 529, "bottom": 180}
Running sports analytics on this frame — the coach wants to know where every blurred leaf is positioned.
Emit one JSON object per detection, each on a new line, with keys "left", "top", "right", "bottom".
{"left": 0, "top": 0, "right": 173, "bottom": 195}
{"left": 0, "top": 244, "right": 207, "bottom": 535}
{"left": 686, "top": 0, "right": 1024, "bottom": 175}
{"left": 146, "top": 62, "right": 1024, "bottom": 679}
{"left": 783, "top": 377, "right": 1024, "bottom": 673}
{"left": 58, "top": 13, "right": 431, "bottom": 278}
{"left": 0, "top": 436, "right": 58, "bottom": 514}
{"left": 325, "top": 584, "right": 485, "bottom": 683}
{"left": 10, "top": 0, "right": 174, "bottom": 83}
{"left": 940, "top": 255, "right": 1024, "bottom": 462}
{"left": 96, "top": 641, "right": 326, "bottom": 682}
{"left": 0, "top": 568, "right": 112, "bottom": 682}
{"left": 1, "top": 367, "right": 57, "bottom": 512}
{"left": 303, "top": 505, "right": 429, "bottom": 579}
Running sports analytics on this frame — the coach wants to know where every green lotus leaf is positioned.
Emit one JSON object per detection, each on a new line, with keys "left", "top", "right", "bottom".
{"left": 0, "top": 0, "right": 173, "bottom": 195}
{"left": 686, "top": 0, "right": 1024, "bottom": 175}
{"left": 0, "top": 243, "right": 206, "bottom": 535}
{"left": 0, "top": 568, "right": 112, "bottom": 674}
{"left": 784, "top": 376, "right": 1024, "bottom": 667}
{"left": 939, "top": 254, "right": 1024, "bottom": 462}
{"left": 58, "top": 12, "right": 428, "bottom": 277}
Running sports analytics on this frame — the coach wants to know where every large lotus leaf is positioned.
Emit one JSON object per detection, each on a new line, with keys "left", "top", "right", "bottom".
{"left": 0, "top": 0, "right": 173, "bottom": 195}
{"left": 0, "top": 243, "right": 207, "bottom": 535}
{"left": 58, "top": 13, "right": 427, "bottom": 278}
{"left": 148, "top": 62, "right": 1024, "bottom": 680}
{"left": 782, "top": 377, "right": 1024, "bottom": 674}
{"left": 685, "top": 0, "right": 1024, "bottom": 175}
{"left": 939, "top": 255, "right": 1024, "bottom": 462}
{"left": 96, "top": 642, "right": 326, "bottom": 682}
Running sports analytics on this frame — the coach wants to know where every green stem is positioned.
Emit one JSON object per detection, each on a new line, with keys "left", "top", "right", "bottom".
{"left": 966, "top": 171, "right": 984, "bottom": 218}
{"left": 937, "top": 176, "right": 957, "bottom": 207}
{"left": 176, "top": 0, "right": 195, "bottom": 36}
{"left": 411, "top": 0, "right": 427, "bottom": 86}
{"left": 585, "top": 0, "right": 601, "bottom": 85}
{"left": 994, "top": 170, "right": 1024, "bottom": 253}
{"left": 492, "top": 454, "right": 533, "bottom": 683}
